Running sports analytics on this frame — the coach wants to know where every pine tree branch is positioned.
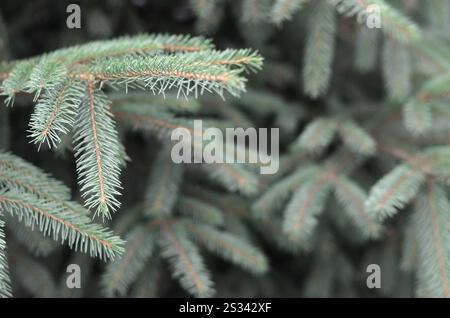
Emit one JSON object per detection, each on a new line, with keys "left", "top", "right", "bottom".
{"left": 0, "top": 34, "right": 261, "bottom": 218}
{"left": 283, "top": 172, "right": 333, "bottom": 242}
{"left": 414, "top": 181, "right": 450, "bottom": 297}
{"left": 184, "top": 221, "right": 268, "bottom": 274}
{"left": 158, "top": 221, "right": 214, "bottom": 298}
{"left": 253, "top": 165, "right": 319, "bottom": 220}
{"left": 0, "top": 189, "right": 124, "bottom": 260}
{"left": 102, "top": 224, "right": 156, "bottom": 297}
{"left": 28, "top": 80, "right": 84, "bottom": 148}
{"left": 73, "top": 83, "right": 123, "bottom": 218}
{"left": 365, "top": 164, "right": 425, "bottom": 220}
{"left": 66, "top": 34, "right": 214, "bottom": 65}
{"left": 0, "top": 217, "right": 11, "bottom": 298}
{"left": 86, "top": 53, "right": 250, "bottom": 98}
{"left": 334, "top": 176, "right": 382, "bottom": 239}
{"left": 303, "top": 0, "right": 336, "bottom": 98}
{"left": 176, "top": 196, "right": 224, "bottom": 226}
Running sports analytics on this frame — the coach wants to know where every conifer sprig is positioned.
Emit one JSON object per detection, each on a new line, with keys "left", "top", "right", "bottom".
{"left": 0, "top": 152, "right": 124, "bottom": 266}
{"left": 0, "top": 218, "right": 11, "bottom": 298}
{"left": 184, "top": 221, "right": 268, "bottom": 274}
{"left": 334, "top": 176, "right": 382, "bottom": 239}
{"left": 414, "top": 183, "right": 450, "bottom": 298}
{"left": 89, "top": 53, "right": 251, "bottom": 98}
{"left": 0, "top": 34, "right": 262, "bottom": 217}
{"left": 28, "top": 80, "right": 85, "bottom": 148}
{"left": 102, "top": 225, "right": 156, "bottom": 297}
{"left": 283, "top": 175, "right": 332, "bottom": 243}
{"left": 303, "top": 0, "right": 336, "bottom": 98}
{"left": 73, "top": 84, "right": 122, "bottom": 219}
{"left": 159, "top": 222, "right": 215, "bottom": 298}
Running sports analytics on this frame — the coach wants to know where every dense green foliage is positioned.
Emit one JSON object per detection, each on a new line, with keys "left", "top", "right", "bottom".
{"left": 0, "top": 0, "right": 450, "bottom": 298}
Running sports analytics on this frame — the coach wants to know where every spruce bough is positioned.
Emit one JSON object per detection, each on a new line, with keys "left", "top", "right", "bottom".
{"left": 0, "top": 33, "right": 262, "bottom": 298}
{"left": 0, "top": 34, "right": 262, "bottom": 219}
